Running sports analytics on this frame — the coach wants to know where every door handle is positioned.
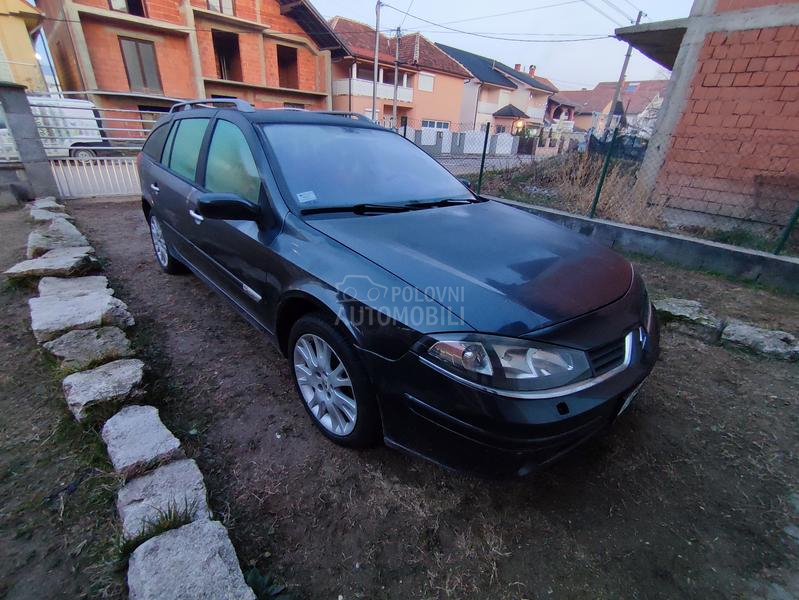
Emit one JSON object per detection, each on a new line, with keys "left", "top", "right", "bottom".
{"left": 150, "top": 183, "right": 159, "bottom": 194}
{"left": 189, "top": 209, "right": 204, "bottom": 224}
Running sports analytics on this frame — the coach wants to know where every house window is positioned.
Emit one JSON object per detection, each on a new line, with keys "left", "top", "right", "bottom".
{"left": 284, "top": 102, "right": 304, "bottom": 109}
{"left": 276, "top": 45, "right": 298, "bottom": 89}
{"left": 355, "top": 63, "right": 373, "bottom": 81}
{"left": 109, "top": 0, "right": 146, "bottom": 17}
{"left": 496, "top": 125, "right": 507, "bottom": 133}
{"left": 120, "top": 38, "right": 162, "bottom": 93}
{"left": 624, "top": 82, "right": 639, "bottom": 93}
{"left": 418, "top": 72, "right": 434, "bottom": 92}
{"left": 207, "top": 0, "right": 234, "bottom": 15}
{"left": 212, "top": 30, "right": 242, "bottom": 81}
{"left": 421, "top": 120, "right": 449, "bottom": 129}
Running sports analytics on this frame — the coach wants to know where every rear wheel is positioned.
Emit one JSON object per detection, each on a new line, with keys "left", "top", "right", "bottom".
{"left": 289, "top": 314, "right": 381, "bottom": 448}
{"left": 70, "top": 147, "right": 97, "bottom": 160}
{"left": 148, "top": 214, "right": 183, "bottom": 274}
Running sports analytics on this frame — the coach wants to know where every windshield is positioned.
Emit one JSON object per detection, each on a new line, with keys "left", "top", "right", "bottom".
{"left": 261, "top": 124, "right": 472, "bottom": 211}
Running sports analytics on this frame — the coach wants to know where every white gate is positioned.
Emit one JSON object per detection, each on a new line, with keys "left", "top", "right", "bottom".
{"left": 51, "top": 157, "right": 140, "bottom": 198}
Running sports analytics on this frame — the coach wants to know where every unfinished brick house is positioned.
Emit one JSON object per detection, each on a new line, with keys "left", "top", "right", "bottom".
{"left": 37, "top": 0, "right": 345, "bottom": 133}
{"left": 617, "top": 0, "right": 799, "bottom": 233}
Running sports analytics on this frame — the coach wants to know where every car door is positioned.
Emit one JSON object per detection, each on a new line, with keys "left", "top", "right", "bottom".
{"left": 149, "top": 113, "right": 212, "bottom": 265}
{"left": 192, "top": 116, "right": 282, "bottom": 328}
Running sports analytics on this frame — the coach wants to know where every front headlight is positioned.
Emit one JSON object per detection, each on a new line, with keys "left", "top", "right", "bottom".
{"left": 422, "top": 333, "right": 591, "bottom": 392}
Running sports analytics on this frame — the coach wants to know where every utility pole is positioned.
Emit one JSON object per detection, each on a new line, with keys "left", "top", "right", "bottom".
{"left": 605, "top": 10, "right": 642, "bottom": 136}
{"left": 392, "top": 27, "right": 400, "bottom": 128}
{"left": 371, "top": 0, "right": 382, "bottom": 123}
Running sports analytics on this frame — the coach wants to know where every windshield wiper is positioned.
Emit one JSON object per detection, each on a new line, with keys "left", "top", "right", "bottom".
{"left": 402, "top": 198, "right": 477, "bottom": 209}
{"left": 300, "top": 203, "right": 412, "bottom": 216}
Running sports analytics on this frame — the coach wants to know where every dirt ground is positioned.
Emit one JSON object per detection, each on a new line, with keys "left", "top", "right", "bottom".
{"left": 61, "top": 197, "right": 799, "bottom": 599}
{"left": 0, "top": 207, "right": 124, "bottom": 599}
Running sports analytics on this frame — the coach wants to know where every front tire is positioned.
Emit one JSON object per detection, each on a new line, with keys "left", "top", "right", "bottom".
{"left": 148, "top": 214, "right": 184, "bottom": 274}
{"left": 289, "top": 314, "right": 381, "bottom": 448}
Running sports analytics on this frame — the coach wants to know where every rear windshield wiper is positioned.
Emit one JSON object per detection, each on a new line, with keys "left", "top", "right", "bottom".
{"left": 300, "top": 203, "right": 412, "bottom": 216}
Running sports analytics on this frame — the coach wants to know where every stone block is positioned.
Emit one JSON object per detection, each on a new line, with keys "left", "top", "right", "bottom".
{"left": 721, "top": 319, "right": 799, "bottom": 361}
{"left": 27, "top": 218, "right": 89, "bottom": 258}
{"left": 29, "top": 290, "right": 133, "bottom": 342}
{"left": 43, "top": 326, "right": 133, "bottom": 370}
{"left": 117, "top": 459, "right": 211, "bottom": 540}
{"left": 102, "top": 405, "right": 181, "bottom": 476}
{"left": 63, "top": 359, "right": 145, "bottom": 421}
{"left": 4, "top": 246, "right": 96, "bottom": 280}
{"left": 127, "top": 520, "right": 255, "bottom": 600}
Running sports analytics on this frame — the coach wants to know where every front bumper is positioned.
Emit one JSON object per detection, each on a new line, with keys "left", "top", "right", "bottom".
{"left": 361, "top": 314, "right": 660, "bottom": 477}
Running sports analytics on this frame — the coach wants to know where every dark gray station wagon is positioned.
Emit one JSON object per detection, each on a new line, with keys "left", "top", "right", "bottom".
{"left": 137, "top": 99, "right": 659, "bottom": 477}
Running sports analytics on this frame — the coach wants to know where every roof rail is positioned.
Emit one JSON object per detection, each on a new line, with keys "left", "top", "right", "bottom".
{"left": 317, "top": 111, "right": 374, "bottom": 123}
{"left": 169, "top": 98, "right": 255, "bottom": 113}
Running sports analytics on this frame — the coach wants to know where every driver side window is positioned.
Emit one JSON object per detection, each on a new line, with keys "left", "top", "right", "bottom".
{"left": 204, "top": 120, "right": 262, "bottom": 204}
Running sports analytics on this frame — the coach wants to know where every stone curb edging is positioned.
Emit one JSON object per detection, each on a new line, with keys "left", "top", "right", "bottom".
{"left": 5, "top": 198, "right": 256, "bottom": 599}
{"left": 491, "top": 197, "right": 799, "bottom": 296}
{"left": 654, "top": 297, "right": 799, "bottom": 361}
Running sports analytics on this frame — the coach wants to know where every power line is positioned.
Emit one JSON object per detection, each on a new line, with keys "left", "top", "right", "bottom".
{"left": 398, "top": 0, "right": 414, "bottom": 29}
{"left": 579, "top": 0, "right": 625, "bottom": 27}
{"left": 37, "top": 13, "right": 606, "bottom": 40}
{"left": 596, "top": 0, "right": 635, "bottom": 23}
{"left": 439, "top": 1, "right": 582, "bottom": 26}
{"left": 617, "top": 0, "right": 646, "bottom": 16}
{"left": 382, "top": 4, "right": 611, "bottom": 43}
{"left": 403, "top": 29, "right": 608, "bottom": 37}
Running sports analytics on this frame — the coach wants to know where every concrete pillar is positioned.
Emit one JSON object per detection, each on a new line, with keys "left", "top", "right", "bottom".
{"left": 0, "top": 82, "right": 59, "bottom": 199}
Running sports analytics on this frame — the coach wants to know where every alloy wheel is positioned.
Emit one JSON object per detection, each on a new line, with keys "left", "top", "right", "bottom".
{"left": 150, "top": 216, "right": 169, "bottom": 268}
{"left": 293, "top": 333, "right": 357, "bottom": 436}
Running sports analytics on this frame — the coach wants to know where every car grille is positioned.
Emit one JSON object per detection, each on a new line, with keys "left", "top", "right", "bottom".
{"left": 588, "top": 336, "right": 626, "bottom": 376}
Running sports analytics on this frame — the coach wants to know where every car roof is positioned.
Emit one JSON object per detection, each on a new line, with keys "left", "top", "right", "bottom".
{"left": 171, "top": 107, "right": 385, "bottom": 130}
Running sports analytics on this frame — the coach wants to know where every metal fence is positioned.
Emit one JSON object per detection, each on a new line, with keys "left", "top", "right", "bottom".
{"left": 51, "top": 157, "right": 141, "bottom": 198}
{"left": 473, "top": 124, "right": 799, "bottom": 257}
{"left": 2, "top": 92, "right": 152, "bottom": 198}
{"left": 395, "top": 118, "right": 580, "bottom": 194}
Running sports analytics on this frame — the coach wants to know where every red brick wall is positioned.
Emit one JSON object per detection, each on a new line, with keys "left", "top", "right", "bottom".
{"left": 70, "top": 0, "right": 184, "bottom": 24}
{"left": 39, "top": 0, "right": 329, "bottom": 110}
{"left": 715, "top": 0, "right": 799, "bottom": 13}
{"left": 81, "top": 19, "right": 196, "bottom": 98}
{"left": 655, "top": 25, "right": 799, "bottom": 225}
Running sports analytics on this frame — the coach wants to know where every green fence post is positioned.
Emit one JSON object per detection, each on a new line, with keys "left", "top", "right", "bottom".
{"left": 588, "top": 126, "right": 619, "bottom": 218}
{"left": 774, "top": 201, "right": 799, "bottom": 255}
{"left": 476, "top": 123, "right": 491, "bottom": 196}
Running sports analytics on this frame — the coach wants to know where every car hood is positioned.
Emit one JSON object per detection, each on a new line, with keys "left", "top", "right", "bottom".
{"left": 307, "top": 201, "right": 632, "bottom": 336}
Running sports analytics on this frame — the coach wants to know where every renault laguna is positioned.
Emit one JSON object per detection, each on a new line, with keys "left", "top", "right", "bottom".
{"left": 137, "top": 100, "right": 659, "bottom": 476}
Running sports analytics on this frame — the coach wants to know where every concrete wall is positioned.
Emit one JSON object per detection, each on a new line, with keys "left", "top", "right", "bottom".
{"left": 492, "top": 196, "right": 799, "bottom": 295}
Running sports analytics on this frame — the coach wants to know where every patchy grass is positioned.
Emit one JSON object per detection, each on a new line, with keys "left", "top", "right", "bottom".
{"left": 0, "top": 207, "right": 125, "bottom": 598}
{"left": 119, "top": 499, "right": 198, "bottom": 557}
{"left": 477, "top": 153, "right": 666, "bottom": 228}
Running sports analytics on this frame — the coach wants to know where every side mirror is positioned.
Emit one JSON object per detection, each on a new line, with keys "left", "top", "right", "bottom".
{"left": 458, "top": 178, "right": 473, "bottom": 190}
{"left": 196, "top": 193, "right": 259, "bottom": 221}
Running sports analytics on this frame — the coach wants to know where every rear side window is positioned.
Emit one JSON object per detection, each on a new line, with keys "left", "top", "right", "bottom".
{"left": 167, "top": 118, "right": 209, "bottom": 181}
{"left": 204, "top": 120, "right": 261, "bottom": 204}
{"left": 142, "top": 123, "right": 169, "bottom": 160}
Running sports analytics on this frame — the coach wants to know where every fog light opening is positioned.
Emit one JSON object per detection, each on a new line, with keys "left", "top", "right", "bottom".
{"left": 556, "top": 402, "right": 570, "bottom": 415}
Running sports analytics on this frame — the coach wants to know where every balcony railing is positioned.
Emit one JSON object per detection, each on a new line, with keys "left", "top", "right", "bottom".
{"left": 332, "top": 78, "right": 413, "bottom": 103}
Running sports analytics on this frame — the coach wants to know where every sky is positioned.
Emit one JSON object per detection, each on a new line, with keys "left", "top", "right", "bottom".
{"left": 311, "top": 0, "right": 694, "bottom": 91}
